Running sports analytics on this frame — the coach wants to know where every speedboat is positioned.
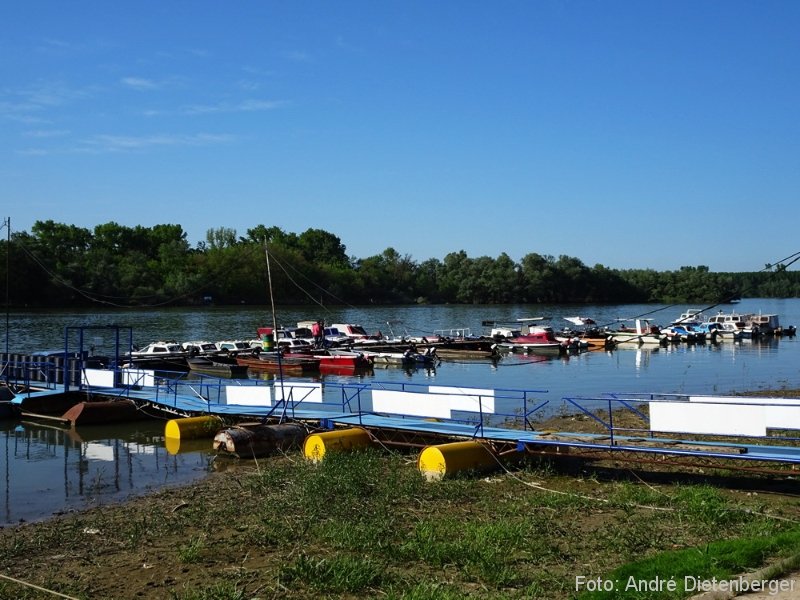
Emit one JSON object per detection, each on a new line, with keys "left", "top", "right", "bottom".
{"left": 127, "top": 341, "right": 190, "bottom": 370}
{"left": 696, "top": 321, "right": 742, "bottom": 341}
{"left": 608, "top": 320, "right": 666, "bottom": 346}
{"left": 182, "top": 341, "right": 222, "bottom": 357}
{"left": 706, "top": 311, "right": 757, "bottom": 337}
{"left": 661, "top": 325, "right": 700, "bottom": 344}
{"left": 673, "top": 309, "right": 705, "bottom": 326}
{"left": 215, "top": 340, "right": 254, "bottom": 355}
{"left": 496, "top": 327, "right": 566, "bottom": 354}
{"left": 187, "top": 356, "right": 249, "bottom": 378}
{"left": 361, "top": 348, "right": 438, "bottom": 366}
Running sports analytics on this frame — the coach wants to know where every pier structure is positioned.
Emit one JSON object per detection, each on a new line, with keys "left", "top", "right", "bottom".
{"left": 6, "top": 360, "right": 800, "bottom": 475}
{"left": 3, "top": 326, "right": 800, "bottom": 475}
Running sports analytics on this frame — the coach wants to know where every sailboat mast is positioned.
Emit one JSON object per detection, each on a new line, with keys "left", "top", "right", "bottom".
{"left": 264, "top": 241, "right": 287, "bottom": 419}
{"left": 264, "top": 241, "right": 279, "bottom": 336}
{"left": 3, "top": 218, "right": 8, "bottom": 365}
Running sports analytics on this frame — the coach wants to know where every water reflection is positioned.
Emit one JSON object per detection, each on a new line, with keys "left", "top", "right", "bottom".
{"left": 0, "top": 420, "right": 213, "bottom": 525}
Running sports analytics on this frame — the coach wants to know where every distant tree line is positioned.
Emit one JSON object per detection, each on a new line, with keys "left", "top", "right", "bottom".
{"left": 1, "top": 220, "right": 798, "bottom": 308}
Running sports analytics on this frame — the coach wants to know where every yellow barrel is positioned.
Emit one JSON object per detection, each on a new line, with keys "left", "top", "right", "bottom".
{"left": 165, "top": 436, "right": 213, "bottom": 455}
{"left": 164, "top": 415, "right": 223, "bottom": 440}
{"left": 418, "top": 441, "right": 498, "bottom": 481}
{"left": 303, "top": 428, "right": 371, "bottom": 462}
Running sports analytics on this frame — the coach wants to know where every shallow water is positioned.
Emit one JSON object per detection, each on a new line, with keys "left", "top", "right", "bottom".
{"left": 1, "top": 298, "right": 798, "bottom": 524}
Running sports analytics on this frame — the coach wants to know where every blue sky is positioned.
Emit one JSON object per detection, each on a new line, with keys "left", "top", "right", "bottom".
{"left": 2, "top": 1, "right": 798, "bottom": 272}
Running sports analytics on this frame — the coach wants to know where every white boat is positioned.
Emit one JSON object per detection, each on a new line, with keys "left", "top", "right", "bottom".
{"left": 215, "top": 340, "right": 254, "bottom": 355}
{"left": 321, "top": 326, "right": 353, "bottom": 346}
{"left": 127, "top": 341, "right": 189, "bottom": 369}
{"left": 747, "top": 312, "right": 781, "bottom": 335}
{"left": 673, "top": 309, "right": 705, "bottom": 326}
{"left": 706, "top": 311, "right": 757, "bottom": 338}
{"left": 714, "top": 322, "right": 744, "bottom": 341}
{"left": 332, "top": 323, "right": 385, "bottom": 346}
{"left": 131, "top": 341, "right": 188, "bottom": 359}
{"left": 276, "top": 339, "right": 314, "bottom": 352}
{"left": 361, "top": 348, "right": 437, "bottom": 366}
{"left": 608, "top": 319, "right": 666, "bottom": 346}
{"left": 661, "top": 325, "right": 699, "bottom": 344}
{"left": 181, "top": 340, "right": 221, "bottom": 357}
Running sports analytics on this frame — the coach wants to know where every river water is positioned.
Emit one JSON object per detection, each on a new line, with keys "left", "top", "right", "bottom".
{"left": 2, "top": 299, "right": 799, "bottom": 524}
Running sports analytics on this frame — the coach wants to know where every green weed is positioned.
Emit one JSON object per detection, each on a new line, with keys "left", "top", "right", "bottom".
{"left": 279, "top": 552, "right": 385, "bottom": 593}
{"left": 177, "top": 535, "right": 205, "bottom": 563}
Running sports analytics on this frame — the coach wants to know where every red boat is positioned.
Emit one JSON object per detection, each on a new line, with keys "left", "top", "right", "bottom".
{"left": 496, "top": 327, "right": 566, "bottom": 354}
{"left": 284, "top": 350, "right": 373, "bottom": 373}
{"left": 319, "top": 351, "right": 373, "bottom": 374}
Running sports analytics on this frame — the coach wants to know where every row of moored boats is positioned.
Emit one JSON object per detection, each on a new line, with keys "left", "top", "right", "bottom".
{"left": 489, "top": 309, "right": 795, "bottom": 353}
{"left": 125, "top": 310, "right": 796, "bottom": 373}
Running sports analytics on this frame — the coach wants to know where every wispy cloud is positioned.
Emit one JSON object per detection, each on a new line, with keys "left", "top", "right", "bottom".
{"left": 16, "top": 148, "right": 51, "bottom": 156}
{"left": 22, "top": 129, "right": 70, "bottom": 138}
{"left": 35, "top": 38, "right": 74, "bottom": 54}
{"left": 78, "top": 132, "right": 236, "bottom": 153}
{"left": 121, "top": 77, "right": 159, "bottom": 91}
{"left": 0, "top": 81, "right": 93, "bottom": 115}
{"left": 4, "top": 114, "right": 51, "bottom": 124}
{"left": 284, "top": 50, "right": 312, "bottom": 63}
{"left": 181, "top": 99, "right": 285, "bottom": 115}
{"left": 237, "top": 79, "right": 262, "bottom": 92}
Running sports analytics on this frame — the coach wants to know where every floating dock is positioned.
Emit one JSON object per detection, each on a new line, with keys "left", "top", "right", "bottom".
{"left": 6, "top": 360, "right": 800, "bottom": 474}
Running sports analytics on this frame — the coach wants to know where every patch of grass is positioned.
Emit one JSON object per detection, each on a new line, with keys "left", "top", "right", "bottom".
{"left": 579, "top": 527, "right": 800, "bottom": 599}
{"left": 177, "top": 535, "right": 205, "bottom": 563}
{"left": 170, "top": 581, "right": 247, "bottom": 600}
{"left": 673, "top": 484, "right": 750, "bottom": 529}
{"left": 381, "top": 580, "right": 478, "bottom": 599}
{"left": 399, "top": 516, "right": 538, "bottom": 586}
{"left": 279, "top": 552, "right": 385, "bottom": 593}
{"left": 608, "top": 480, "right": 672, "bottom": 510}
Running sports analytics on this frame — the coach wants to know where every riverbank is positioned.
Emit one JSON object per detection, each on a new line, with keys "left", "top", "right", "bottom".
{"left": 1, "top": 412, "right": 799, "bottom": 600}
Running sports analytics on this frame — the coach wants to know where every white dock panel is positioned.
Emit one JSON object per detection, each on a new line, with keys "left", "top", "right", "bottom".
{"left": 689, "top": 396, "right": 800, "bottom": 430}
{"left": 429, "top": 386, "right": 495, "bottom": 414}
{"left": 226, "top": 386, "right": 272, "bottom": 407}
{"left": 274, "top": 382, "right": 323, "bottom": 403}
{"left": 82, "top": 368, "right": 116, "bottom": 388}
{"left": 650, "top": 401, "right": 766, "bottom": 437}
{"left": 372, "top": 389, "right": 452, "bottom": 419}
{"left": 122, "top": 368, "right": 155, "bottom": 387}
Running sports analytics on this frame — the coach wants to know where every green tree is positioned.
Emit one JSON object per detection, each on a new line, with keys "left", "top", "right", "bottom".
{"left": 297, "top": 229, "right": 349, "bottom": 267}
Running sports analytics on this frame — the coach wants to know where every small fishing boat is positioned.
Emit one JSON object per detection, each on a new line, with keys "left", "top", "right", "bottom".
{"left": 361, "top": 349, "right": 438, "bottom": 366}
{"left": 187, "top": 356, "right": 249, "bottom": 378}
{"left": 182, "top": 341, "right": 222, "bottom": 357}
{"left": 291, "top": 349, "right": 374, "bottom": 373}
{"left": 235, "top": 352, "right": 320, "bottom": 374}
{"left": 608, "top": 319, "right": 666, "bottom": 346}
{"left": 561, "top": 317, "right": 611, "bottom": 349}
{"left": 127, "top": 341, "right": 190, "bottom": 370}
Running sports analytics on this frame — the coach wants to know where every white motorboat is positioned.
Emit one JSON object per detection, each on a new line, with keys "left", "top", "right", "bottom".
{"left": 608, "top": 319, "right": 666, "bottom": 346}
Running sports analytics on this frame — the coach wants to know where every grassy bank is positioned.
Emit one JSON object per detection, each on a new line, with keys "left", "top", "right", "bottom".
{"left": 0, "top": 446, "right": 798, "bottom": 599}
